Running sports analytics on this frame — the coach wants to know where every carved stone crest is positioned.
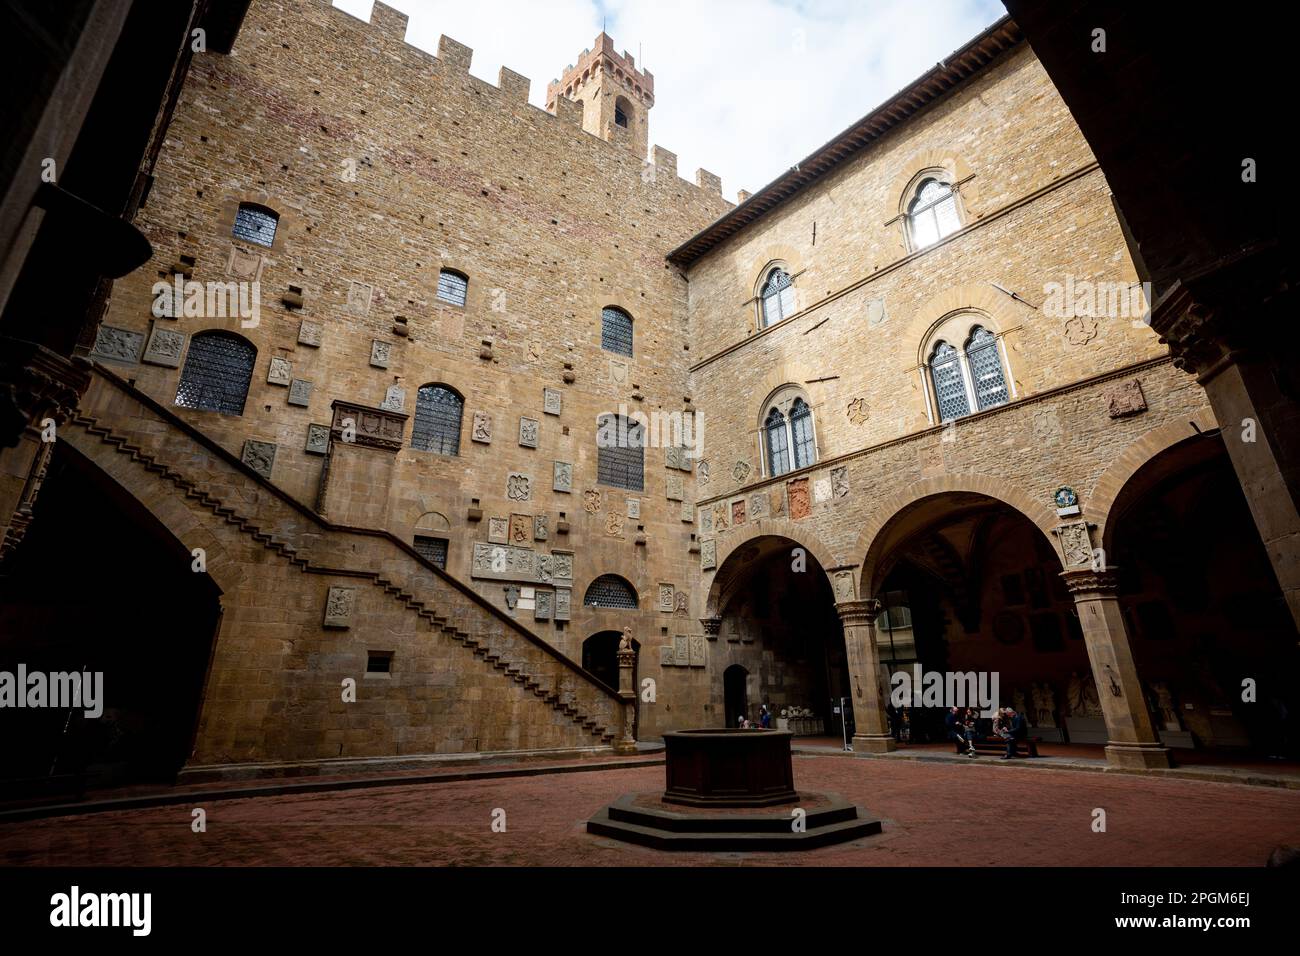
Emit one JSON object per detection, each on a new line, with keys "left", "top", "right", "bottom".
{"left": 665, "top": 474, "right": 684, "bottom": 501}
{"left": 1054, "top": 521, "right": 1094, "bottom": 567}
{"left": 658, "top": 584, "right": 674, "bottom": 612}
{"left": 830, "top": 466, "right": 849, "bottom": 498}
{"left": 731, "top": 498, "right": 746, "bottom": 526}
{"left": 605, "top": 511, "right": 625, "bottom": 537}
{"left": 509, "top": 513, "right": 531, "bottom": 544}
{"left": 518, "top": 417, "right": 539, "bottom": 448}
{"left": 833, "top": 571, "right": 856, "bottom": 602}
{"left": 732, "top": 460, "right": 751, "bottom": 482}
{"left": 1106, "top": 379, "right": 1147, "bottom": 418}
{"left": 847, "top": 397, "right": 869, "bottom": 425}
{"left": 323, "top": 586, "right": 356, "bottom": 628}
{"left": 553, "top": 461, "right": 572, "bottom": 493}
{"left": 142, "top": 325, "right": 185, "bottom": 368}
{"left": 298, "top": 320, "right": 322, "bottom": 347}
{"left": 543, "top": 388, "right": 562, "bottom": 416}
{"left": 583, "top": 489, "right": 601, "bottom": 514}
{"left": 370, "top": 340, "right": 391, "bottom": 369}
{"left": 1063, "top": 315, "right": 1099, "bottom": 346}
{"left": 488, "top": 516, "right": 509, "bottom": 543}
{"left": 533, "top": 514, "right": 548, "bottom": 540}
{"left": 712, "top": 502, "right": 730, "bottom": 532}
{"left": 241, "top": 439, "right": 276, "bottom": 479}
{"left": 267, "top": 356, "right": 292, "bottom": 386}
{"left": 380, "top": 384, "right": 405, "bottom": 412}
{"left": 91, "top": 326, "right": 144, "bottom": 363}
{"left": 788, "top": 477, "right": 811, "bottom": 520}
{"left": 472, "top": 411, "right": 492, "bottom": 444}
{"left": 347, "top": 280, "right": 373, "bottom": 316}
{"left": 701, "top": 538, "right": 717, "bottom": 570}
{"left": 305, "top": 423, "right": 330, "bottom": 455}
{"left": 506, "top": 472, "right": 531, "bottom": 501}
{"left": 288, "top": 379, "right": 312, "bottom": 407}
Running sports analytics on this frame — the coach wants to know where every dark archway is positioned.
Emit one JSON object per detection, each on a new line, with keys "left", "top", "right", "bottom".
{"left": 711, "top": 535, "right": 847, "bottom": 736}
{"left": 582, "top": 630, "right": 640, "bottom": 740}
{"left": 724, "top": 665, "right": 749, "bottom": 728}
{"left": 0, "top": 443, "right": 223, "bottom": 793}
{"left": 1108, "top": 432, "right": 1300, "bottom": 759}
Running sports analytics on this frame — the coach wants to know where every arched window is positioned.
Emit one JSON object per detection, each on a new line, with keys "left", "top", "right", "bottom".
{"left": 929, "top": 341, "right": 970, "bottom": 422}
{"left": 411, "top": 384, "right": 463, "bottom": 455}
{"left": 759, "top": 267, "right": 796, "bottom": 327}
{"left": 600, "top": 306, "right": 633, "bottom": 357}
{"left": 584, "top": 574, "right": 638, "bottom": 609}
{"left": 175, "top": 331, "right": 256, "bottom": 415}
{"left": 436, "top": 269, "right": 468, "bottom": 307}
{"left": 596, "top": 413, "right": 644, "bottom": 490}
{"left": 927, "top": 325, "right": 1011, "bottom": 422}
{"left": 965, "top": 326, "right": 1009, "bottom": 411}
{"left": 761, "top": 389, "right": 816, "bottom": 476}
{"left": 790, "top": 398, "right": 815, "bottom": 468}
{"left": 907, "top": 178, "right": 960, "bottom": 250}
{"left": 232, "top": 203, "right": 279, "bottom": 247}
{"left": 764, "top": 407, "right": 790, "bottom": 476}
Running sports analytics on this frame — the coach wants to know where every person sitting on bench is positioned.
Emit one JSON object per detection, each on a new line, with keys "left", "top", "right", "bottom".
{"left": 1003, "top": 707, "right": 1027, "bottom": 759}
{"left": 946, "top": 706, "right": 975, "bottom": 756}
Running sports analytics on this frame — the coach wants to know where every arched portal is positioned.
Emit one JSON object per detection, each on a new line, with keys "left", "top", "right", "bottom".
{"left": 864, "top": 490, "right": 1082, "bottom": 746}
{"left": 709, "top": 534, "right": 847, "bottom": 737}
{"left": 0, "top": 442, "right": 223, "bottom": 791}
{"left": 1104, "top": 429, "right": 1299, "bottom": 760}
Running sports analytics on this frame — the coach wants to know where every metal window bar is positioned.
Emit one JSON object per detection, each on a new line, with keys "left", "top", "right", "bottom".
{"left": 596, "top": 415, "right": 644, "bottom": 490}
{"left": 174, "top": 332, "right": 256, "bottom": 415}
{"left": 413, "top": 535, "right": 448, "bottom": 569}
{"left": 411, "top": 385, "right": 462, "bottom": 455}
{"left": 966, "top": 328, "right": 1009, "bottom": 411}
{"left": 601, "top": 307, "right": 633, "bottom": 356}
{"left": 584, "top": 575, "right": 638, "bottom": 608}
{"left": 232, "top": 205, "right": 278, "bottom": 247}
{"left": 765, "top": 408, "right": 790, "bottom": 476}
{"left": 436, "top": 271, "right": 468, "bottom": 307}
{"left": 930, "top": 342, "right": 970, "bottom": 421}
{"left": 790, "top": 399, "right": 815, "bottom": 469}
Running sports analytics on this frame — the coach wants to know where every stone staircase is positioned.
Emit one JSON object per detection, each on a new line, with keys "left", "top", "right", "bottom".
{"left": 65, "top": 364, "right": 628, "bottom": 765}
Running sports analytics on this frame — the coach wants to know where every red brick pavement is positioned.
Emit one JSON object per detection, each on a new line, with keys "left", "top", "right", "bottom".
{"left": 1, "top": 755, "right": 1297, "bottom": 866}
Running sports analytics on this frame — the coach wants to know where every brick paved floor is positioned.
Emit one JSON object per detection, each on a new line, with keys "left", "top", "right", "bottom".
{"left": 2, "top": 755, "right": 1297, "bottom": 866}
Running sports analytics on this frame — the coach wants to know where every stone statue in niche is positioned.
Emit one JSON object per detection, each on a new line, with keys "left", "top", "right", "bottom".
{"left": 1030, "top": 682, "right": 1057, "bottom": 727}
{"left": 1082, "top": 672, "right": 1103, "bottom": 715}
{"left": 619, "top": 627, "right": 634, "bottom": 655}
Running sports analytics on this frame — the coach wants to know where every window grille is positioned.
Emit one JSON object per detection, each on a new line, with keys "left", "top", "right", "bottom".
{"left": 411, "top": 384, "right": 463, "bottom": 455}
{"left": 174, "top": 331, "right": 256, "bottom": 415}
{"left": 601, "top": 306, "right": 633, "bottom": 356}
{"left": 232, "top": 204, "right": 278, "bottom": 247}
{"left": 584, "top": 574, "right": 638, "bottom": 608}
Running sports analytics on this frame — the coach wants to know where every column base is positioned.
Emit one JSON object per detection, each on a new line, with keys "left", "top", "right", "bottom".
{"left": 1104, "top": 741, "right": 1173, "bottom": 770}
{"left": 851, "top": 733, "right": 896, "bottom": 754}
{"left": 612, "top": 739, "right": 638, "bottom": 755}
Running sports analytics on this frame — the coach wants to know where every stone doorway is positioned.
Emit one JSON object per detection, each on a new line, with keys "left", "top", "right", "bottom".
{"left": 0, "top": 443, "right": 223, "bottom": 790}
{"left": 724, "top": 665, "right": 748, "bottom": 728}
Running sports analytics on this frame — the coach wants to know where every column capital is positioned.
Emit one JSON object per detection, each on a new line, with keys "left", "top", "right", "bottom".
{"left": 1060, "top": 566, "right": 1120, "bottom": 595}
{"left": 835, "top": 598, "right": 882, "bottom": 626}
{"left": 699, "top": 616, "right": 721, "bottom": 636}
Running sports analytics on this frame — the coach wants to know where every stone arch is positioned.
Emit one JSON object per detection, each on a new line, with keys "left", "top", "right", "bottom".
{"left": 889, "top": 151, "right": 978, "bottom": 218}
{"left": 901, "top": 282, "right": 1023, "bottom": 370}
{"left": 854, "top": 472, "right": 1057, "bottom": 596}
{"left": 1090, "top": 405, "right": 1219, "bottom": 551}
{"left": 61, "top": 429, "right": 244, "bottom": 595}
{"left": 705, "top": 523, "right": 840, "bottom": 617}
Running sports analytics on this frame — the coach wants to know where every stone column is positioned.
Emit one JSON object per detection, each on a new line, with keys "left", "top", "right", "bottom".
{"left": 613, "top": 646, "right": 637, "bottom": 754}
{"left": 835, "top": 599, "right": 895, "bottom": 754}
{"left": 1062, "top": 567, "right": 1171, "bottom": 769}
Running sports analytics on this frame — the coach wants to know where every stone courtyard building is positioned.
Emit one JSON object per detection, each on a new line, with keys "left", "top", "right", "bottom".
{"left": 1, "top": 0, "right": 1294, "bottom": 785}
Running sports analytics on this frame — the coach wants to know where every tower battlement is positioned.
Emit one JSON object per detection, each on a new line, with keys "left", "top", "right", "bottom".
{"left": 547, "top": 33, "right": 654, "bottom": 159}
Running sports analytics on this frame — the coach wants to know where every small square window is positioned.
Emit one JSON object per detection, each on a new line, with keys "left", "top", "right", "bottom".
{"left": 436, "top": 270, "right": 468, "bottom": 307}
{"left": 366, "top": 651, "right": 394, "bottom": 675}
{"left": 413, "top": 535, "right": 449, "bottom": 569}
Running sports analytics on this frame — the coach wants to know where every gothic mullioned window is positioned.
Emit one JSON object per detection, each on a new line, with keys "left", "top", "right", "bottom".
{"left": 907, "top": 178, "right": 961, "bottom": 250}
{"left": 761, "top": 388, "right": 817, "bottom": 477}
{"left": 411, "top": 384, "right": 463, "bottom": 455}
{"left": 600, "top": 306, "right": 634, "bottom": 357}
{"left": 232, "top": 203, "right": 279, "bottom": 247}
{"left": 928, "top": 325, "right": 1010, "bottom": 422}
{"left": 175, "top": 331, "right": 256, "bottom": 415}
{"left": 584, "top": 574, "right": 638, "bottom": 609}
{"left": 759, "top": 267, "right": 796, "bottom": 327}
{"left": 436, "top": 269, "right": 468, "bottom": 307}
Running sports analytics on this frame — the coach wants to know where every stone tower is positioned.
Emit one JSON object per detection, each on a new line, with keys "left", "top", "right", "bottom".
{"left": 547, "top": 33, "right": 653, "bottom": 159}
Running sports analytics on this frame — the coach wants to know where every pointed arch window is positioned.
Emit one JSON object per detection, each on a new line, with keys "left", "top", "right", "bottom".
{"left": 927, "top": 325, "right": 1011, "bottom": 422}
{"left": 790, "top": 398, "right": 815, "bottom": 468}
{"left": 411, "top": 384, "right": 463, "bottom": 455}
{"left": 175, "top": 331, "right": 256, "bottom": 415}
{"left": 760, "top": 267, "right": 796, "bottom": 327}
{"left": 761, "top": 390, "right": 817, "bottom": 477}
{"left": 907, "top": 178, "right": 960, "bottom": 250}
{"left": 764, "top": 407, "right": 790, "bottom": 476}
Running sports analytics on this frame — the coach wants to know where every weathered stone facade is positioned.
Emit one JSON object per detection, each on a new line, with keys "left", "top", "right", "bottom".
{"left": 67, "top": 3, "right": 1268, "bottom": 772}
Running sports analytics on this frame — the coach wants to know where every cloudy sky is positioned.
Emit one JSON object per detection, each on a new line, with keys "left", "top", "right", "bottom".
{"left": 331, "top": 0, "right": 1006, "bottom": 197}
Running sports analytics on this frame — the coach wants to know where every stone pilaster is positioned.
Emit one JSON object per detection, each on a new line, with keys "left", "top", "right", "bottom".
{"left": 613, "top": 648, "right": 637, "bottom": 754}
{"left": 835, "top": 598, "right": 895, "bottom": 754}
{"left": 1062, "top": 567, "right": 1171, "bottom": 769}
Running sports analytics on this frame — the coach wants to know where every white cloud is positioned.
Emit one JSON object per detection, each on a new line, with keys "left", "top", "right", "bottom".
{"left": 331, "top": 0, "right": 1005, "bottom": 197}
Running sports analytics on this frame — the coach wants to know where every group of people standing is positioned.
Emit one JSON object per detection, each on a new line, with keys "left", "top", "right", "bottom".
{"left": 946, "top": 706, "right": 1029, "bottom": 758}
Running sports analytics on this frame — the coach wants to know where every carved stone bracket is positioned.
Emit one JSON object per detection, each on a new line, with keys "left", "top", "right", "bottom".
{"left": 0, "top": 340, "right": 91, "bottom": 449}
